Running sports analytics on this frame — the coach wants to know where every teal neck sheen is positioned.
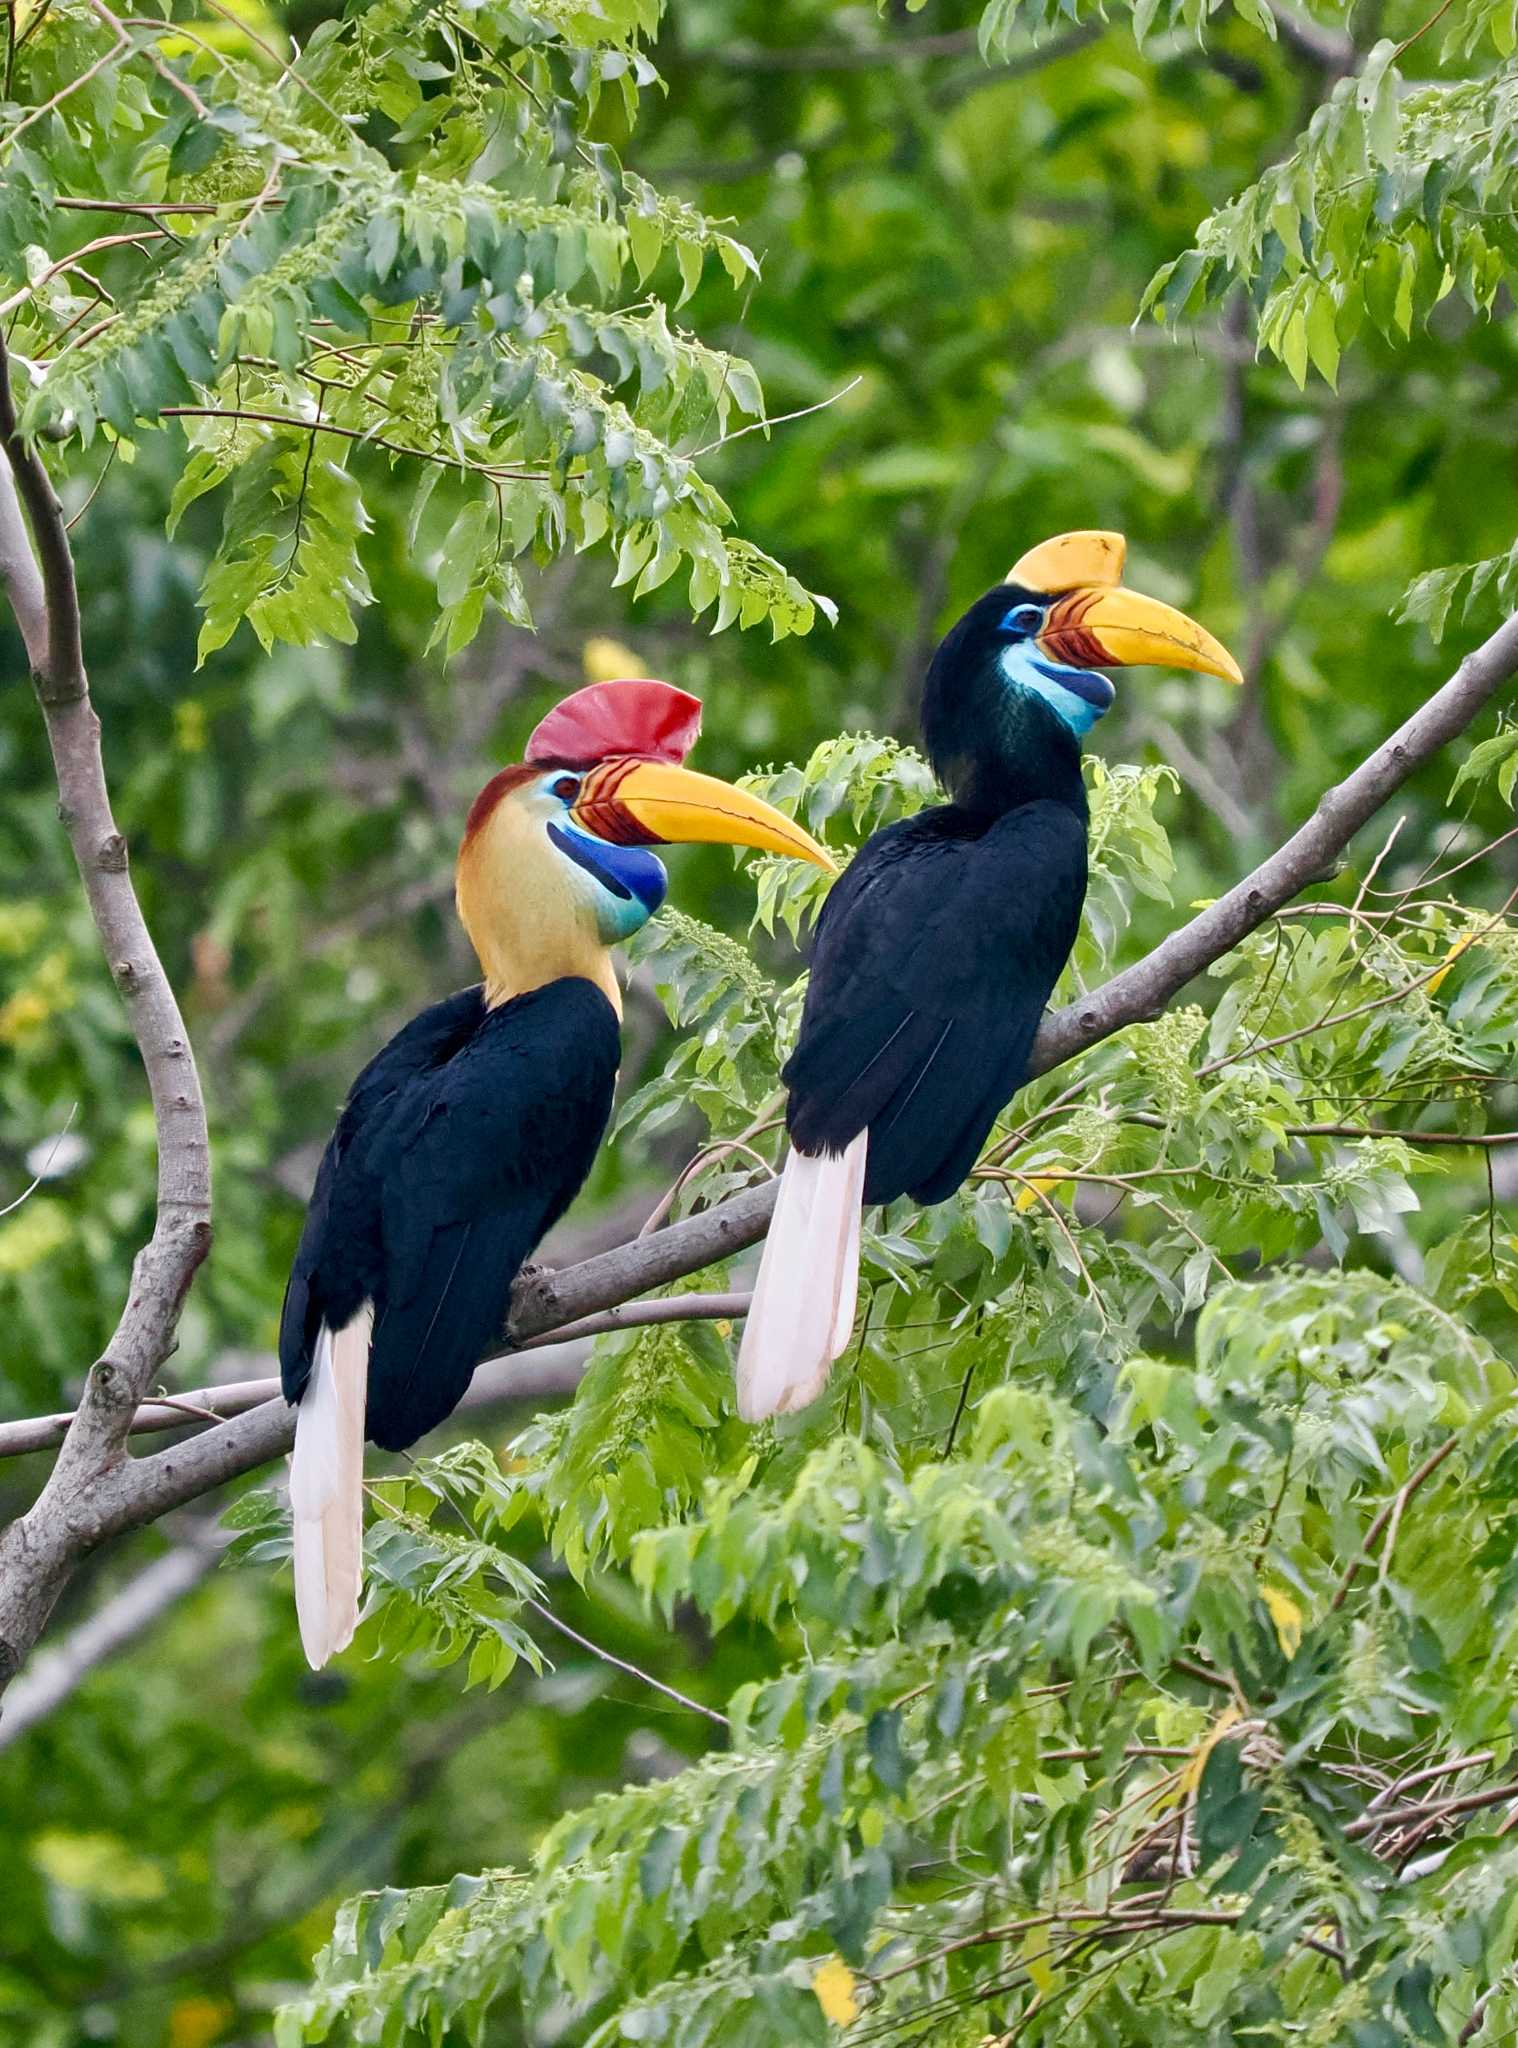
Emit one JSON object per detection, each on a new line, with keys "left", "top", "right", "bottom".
{"left": 997, "top": 641, "right": 1111, "bottom": 738}
{"left": 920, "top": 584, "right": 1111, "bottom": 823}
{"left": 547, "top": 818, "right": 668, "bottom": 943}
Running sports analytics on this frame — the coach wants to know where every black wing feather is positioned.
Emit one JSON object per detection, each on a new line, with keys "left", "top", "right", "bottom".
{"left": 784, "top": 802, "right": 1087, "bottom": 1206}
{"left": 278, "top": 978, "right": 620, "bottom": 1452}
{"left": 279, "top": 986, "right": 487, "bottom": 1405}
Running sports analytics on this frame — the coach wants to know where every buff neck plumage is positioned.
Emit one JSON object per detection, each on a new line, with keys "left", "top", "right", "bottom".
{"left": 455, "top": 779, "right": 624, "bottom": 1017}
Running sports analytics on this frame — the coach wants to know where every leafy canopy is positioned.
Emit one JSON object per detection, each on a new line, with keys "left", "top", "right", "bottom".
{"left": 1, "top": 0, "right": 829, "bottom": 661}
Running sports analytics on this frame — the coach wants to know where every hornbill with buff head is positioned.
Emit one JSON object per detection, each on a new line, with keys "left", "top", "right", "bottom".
{"left": 280, "top": 679, "right": 832, "bottom": 1666}
{"left": 736, "top": 531, "right": 1242, "bottom": 1422}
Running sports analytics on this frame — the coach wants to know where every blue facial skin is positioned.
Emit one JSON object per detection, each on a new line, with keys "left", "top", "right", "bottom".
{"left": 996, "top": 600, "right": 1116, "bottom": 740}
{"left": 540, "top": 774, "right": 669, "bottom": 944}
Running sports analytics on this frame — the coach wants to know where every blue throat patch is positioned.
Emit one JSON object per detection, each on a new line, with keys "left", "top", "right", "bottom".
{"left": 998, "top": 642, "right": 1115, "bottom": 740}
{"left": 548, "top": 820, "right": 668, "bottom": 942}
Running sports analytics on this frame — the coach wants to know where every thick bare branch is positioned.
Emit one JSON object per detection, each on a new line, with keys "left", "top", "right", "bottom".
{"left": 0, "top": 1293, "right": 748, "bottom": 1460}
{"left": 0, "top": 1346, "right": 600, "bottom": 1736}
{"left": 0, "top": 327, "right": 212, "bottom": 1688}
{"left": 1268, "top": 0, "right": 1357, "bottom": 75}
{"left": 24, "top": 1208, "right": 778, "bottom": 1545}
{"left": 0, "top": 445, "right": 46, "bottom": 665}
{"left": 0, "top": 1378, "right": 291, "bottom": 1461}
{"left": 1027, "top": 610, "right": 1518, "bottom": 1077}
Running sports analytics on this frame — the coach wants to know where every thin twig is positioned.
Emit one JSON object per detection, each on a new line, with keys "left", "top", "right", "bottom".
{"left": 56, "top": 197, "right": 234, "bottom": 216}
{"left": 0, "top": 230, "right": 165, "bottom": 321}
{"left": 0, "top": 1293, "right": 750, "bottom": 1459}
{"left": 89, "top": 0, "right": 209, "bottom": 115}
{"left": 1369, "top": 822, "right": 1518, "bottom": 899}
{"left": 198, "top": 0, "right": 347, "bottom": 125}
{"left": 688, "top": 375, "right": 863, "bottom": 459}
{"left": 1367, "top": 1751, "right": 1495, "bottom": 1811}
{"left": 1006, "top": 1173, "right": 1110, "bottom": 1329}
{"left": 1286, "top": 1122, "right": 1518, "bottom": 1147}
{"left": 162, "top": 404, "right": 552, "bottom": 483}
{"left": 1, "top": 12, "right": 130, "bottom": 147}
{"left": 524, "top": 1599, "right": 730, "bottom": 1729}
{"left": 0, "top": 1103, "right": 78, "bottom": 1218}
{"left": 1394, "top": 0, "right": 1458, "bottom": 58}
{"left": 1197, "top": 882, "right": 1518, "bottom": 1077}
{"left": 63, "top": 442, "right": 116, "bottom": 531}
{"left": 638, "top": 1113, "right": 782, "bottom": 1237}
{"left": 1329, "top": 1437, "right": 1461, "bottom": 1613}
{"left": 1346, "top": 1776, "right": 1518, "bottom": 1841}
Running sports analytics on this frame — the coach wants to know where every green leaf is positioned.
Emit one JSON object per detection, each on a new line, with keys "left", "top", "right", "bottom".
{"left": 1449, "top": 726, "right": 1518, "bottom": 802}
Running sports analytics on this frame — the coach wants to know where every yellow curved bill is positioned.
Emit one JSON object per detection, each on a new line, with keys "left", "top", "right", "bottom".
{"left": 575, "top": 760, "right": 836, "bottom": 871}
{"left": 1041, "top": 585, "right": 1243, "bottom": 686}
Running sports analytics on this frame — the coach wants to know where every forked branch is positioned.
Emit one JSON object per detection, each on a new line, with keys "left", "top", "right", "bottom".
{"left": 0, "top": 327, "right": 212, "bottom": 1688}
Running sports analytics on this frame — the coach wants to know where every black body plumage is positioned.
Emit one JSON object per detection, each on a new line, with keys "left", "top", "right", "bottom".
{"left": 279, "top": 976, "right": 620, "bottom": 1452}
{"left": 783, "top": 583, "right": 1091, "bottom": 1207}
{"left": 785, "top": 802, "right": 1086, "bottom": 1204}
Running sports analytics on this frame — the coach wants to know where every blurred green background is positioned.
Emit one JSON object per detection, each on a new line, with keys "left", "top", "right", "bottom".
{"left": 3, "top": 1, "right": 1517, "bottom": 2039}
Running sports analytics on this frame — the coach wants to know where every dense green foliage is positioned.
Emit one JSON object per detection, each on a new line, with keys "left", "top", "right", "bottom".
{"left": 2, "top": 0, "right": 825, "bottom": 651}
{"left": 270, "top": 742, "right": 1518, "bottom": 2046}
{"left": 3, "top": 0, "right": 1518, "bottom": 2044}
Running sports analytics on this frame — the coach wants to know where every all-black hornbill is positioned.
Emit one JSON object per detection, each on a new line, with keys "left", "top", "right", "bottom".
{"left": 737, "top": 530, "right": 1241, "bottom": 1421}
{"left": 280, "top": 678, "right": 831, "bottom": 1665}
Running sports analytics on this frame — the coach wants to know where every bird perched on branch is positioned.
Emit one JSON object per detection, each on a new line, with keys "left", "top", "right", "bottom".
{"left": 737, "top": 531, "right": 1241, "bottom": 1422}
{"left": 280, "top": 679, "right": 832, "bottom": 1666}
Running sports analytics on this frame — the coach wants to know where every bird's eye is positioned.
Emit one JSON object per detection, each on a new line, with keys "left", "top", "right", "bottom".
{"left": 1002, "top": 603, "right": 1043, "bottom": 636}
{"left": 550, "top": 774, "right": 580, "bottom": 801}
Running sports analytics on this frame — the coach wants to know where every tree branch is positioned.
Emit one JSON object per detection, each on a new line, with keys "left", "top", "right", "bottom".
{"left": 3, "top": 575, "right": 1518, "bottom": 1694}
{"left": 0, "top": 1348, "right": 598, "bottom": 1736}
{"left": 1268, "top": 0, "right": 1357, "bottom": 76}
{"left": 0, "top": 445, "right": 46, "bottom": 666}
{"left": 0, "top": 325, "right": 212, "bottom": 1691}
{"left": 1028, "top": 609, "right": 1518, "bottom": 1075}
{"left": 16, "top": 1198, "right": 780, "bottom": 1549}
{"left": 0, "top": 1294, "right": 748, "bottom": 1460}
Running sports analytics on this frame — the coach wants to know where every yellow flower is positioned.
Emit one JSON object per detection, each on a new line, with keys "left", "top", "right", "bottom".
{"left": 169, "top": 1997, "right": 232, "bottom": 2048}
{"left": 582, "top": 635, "right": 648, "bottom": 684}
{"left": 1261, "top": 1584, "right": 1304, "bottom": 1658}
{"left": 812, "top": 1955, "right": 859, "bottom": 2026}
{"left": 1176, "top": 1703, "right": 1243, "bottom": 1805}
{"left": 1426, "top": 931, "right": 1476, "bottom": 996}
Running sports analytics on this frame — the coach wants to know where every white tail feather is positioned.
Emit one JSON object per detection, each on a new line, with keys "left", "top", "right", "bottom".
{"left": 290, "top": 1304, "right": 371, "bottom": 1669}
{"left": 830, "top": 1158, "right": 865, "bottom": 1360}
{"left": 736, "top": 1130, "right": 868, "bottom": 1422}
